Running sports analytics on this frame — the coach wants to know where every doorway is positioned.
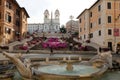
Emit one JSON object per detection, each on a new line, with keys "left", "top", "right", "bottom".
{"left": 108, "top": 42, "right": 112, "bottom": 51}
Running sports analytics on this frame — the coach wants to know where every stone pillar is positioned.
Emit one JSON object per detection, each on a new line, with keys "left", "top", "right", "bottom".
{"left": 63, "top": 57, "right": 66, "bottom": 61}
{"left": 46, "top": 57, "right": 49, "bottom": 62}
{"left": 9, "top": 46, "right": 13, "bottom": 52}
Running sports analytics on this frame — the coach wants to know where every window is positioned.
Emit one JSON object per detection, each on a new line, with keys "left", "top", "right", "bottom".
{"left": 108, "top": 16, "right": 111, "bottom": 23}
{"left": 108, "top": 29, "right": 112, "bottom": 35}
{"left": 90, "top": 33, "right": 93, "bottom": 38}
{"left": 0, "top": 0, "right": 1, "bottom": 5}
{"left": 84, "top": 35, "right": 86, "bottom": 39}
{"left": 6, "top": 1, "right": 12, "bottom": 9}
{"left": 90, "top": 12, "right": 92, "bottom": 17}
{"left": 5, "top": 27, "right": 11, "bottom": 34}
{"left": 0, "top": 26, "right": 2, "bottom": 34}
{"left": 16, "top": 20, "right": 20, "bottom": 27}
{"left": 5, "top": 13, "right": 11, "bottom": 23}
{"left": 79, "top": 18, "right": 81, "bottom": 23}
{"left": 90, "top": 23, "right": 92, "bottom": 28}
{"left": 99, "top": 30, "right": 101, "bottom": 36}
{"left": 107, "top": 2, "right": 111, "bottom": 9}
{"left": 98, "top": 18, "right": 101, "bottom": 24}
{"left": 98, "top": 5, "right": 101, "bottom": 11}
{"left": 80, "top": 36, "right": 82, "bottom": 40}
{"left": 56, "top": 26, "right": 58, "bottom": 29}
{"left": 80, "top": 28, "right": 82, "bottom": 32}
{"left": 0, "top": 12, "right": 1, "bottom": 19}
{"left": 45, "top": 15, "right": 47, "bottom": 18}
{"left": 16, "top": 9, "right": 20, "bottom": 16}
{"left": 84, "top": 27, "right": 86, "bottom": 30}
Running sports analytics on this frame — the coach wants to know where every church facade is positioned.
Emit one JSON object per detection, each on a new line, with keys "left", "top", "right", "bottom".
{"left": 28, "top": 9, "right": 60, "bottom": 34}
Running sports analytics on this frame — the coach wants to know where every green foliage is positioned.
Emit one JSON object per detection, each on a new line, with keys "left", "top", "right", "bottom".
{"left": 74, "top": 32, "right": 78, "bottom": 36}
{"left": 60, "top": 25, "right": 66, "bottom": 33}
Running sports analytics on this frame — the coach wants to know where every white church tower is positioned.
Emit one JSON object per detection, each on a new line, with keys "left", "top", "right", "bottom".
{"left": 44, "top": 9, "right": 50, "bottom": 23}
{"left": 55, "top": 9, "right": 60, "bottom": 23}
{"left": 43, "top": 9, "right": 60, "bottom": 33}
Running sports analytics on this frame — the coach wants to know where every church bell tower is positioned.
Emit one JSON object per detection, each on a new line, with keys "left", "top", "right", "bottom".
{"left": 44, "top": 9, "right": 49, "bottom": 23}
{"left": 54, "top": 9, "right": 60, "bottom": 23}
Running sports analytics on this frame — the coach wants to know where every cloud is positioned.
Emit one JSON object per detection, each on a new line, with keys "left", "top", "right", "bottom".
{"left": 16, "top": 0, "right": 97, "bottom": 25}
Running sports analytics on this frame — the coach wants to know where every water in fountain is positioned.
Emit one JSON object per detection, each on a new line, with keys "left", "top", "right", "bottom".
{"left": 37, "top": 65, "right": 100, "bottom": 76}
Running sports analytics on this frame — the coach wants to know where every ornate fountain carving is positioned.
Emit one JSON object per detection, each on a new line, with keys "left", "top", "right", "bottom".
{"left": 90, "top": 51, "right": 112, "bottom": 68}
{"left": 61, "top": 56, "right": 81, "bottom": 71}
{"left": 3, "top": 52, "right": 32, "bottom": 79}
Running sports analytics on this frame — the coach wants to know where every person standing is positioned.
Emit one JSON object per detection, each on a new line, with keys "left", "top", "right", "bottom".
{"left": 99, "top": 47, "right": 102, "bottom": 53}
{"left": 116, "top": 44, "right": 120, "bottom": 54}
{"left": 26, "top": 48, "right": 30, "bottom": 54}
{"left": 69, "top": 43, "right": 73, "bottom": 50}
{"left": 50, "top": 46, "right": 53, "bottom": 56}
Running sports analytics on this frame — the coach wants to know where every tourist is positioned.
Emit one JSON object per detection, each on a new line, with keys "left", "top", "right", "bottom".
{"left": 99, "top": 47, "right": 102, "bottom": 53}
{"left": 23, "top": 42, "right": 28, "bottom": 47}
{"left": 73, "top": 44, "right": 79, "bottom": 51}
{"left": 69, "top": 43, "right": 73, "bottom": 50}
{"left": 116, "top": 47, "right": 120, "bottom": 54}
{"left": 26, "top": 48, "right": 30, "bottom": 54}
{"left": 116, "top": 45, "right": 120, "bottom": 54}
{"left": 50, "top": 46, "right": 53, "bottom": 55}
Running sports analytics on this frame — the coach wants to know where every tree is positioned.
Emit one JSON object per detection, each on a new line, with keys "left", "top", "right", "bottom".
{"left": 60, "top": 25, "right": 66, "bottom": 33}
{"left": 73, "top": 32, "right": 78, "bottom": 36}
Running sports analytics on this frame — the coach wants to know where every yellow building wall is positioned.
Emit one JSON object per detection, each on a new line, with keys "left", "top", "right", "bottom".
{"left": 78, "top": 0, "right": 120, "bottom": 51}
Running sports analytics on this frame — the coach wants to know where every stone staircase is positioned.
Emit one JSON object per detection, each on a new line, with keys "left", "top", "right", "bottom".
{"left": 73, "top": 38, "right": 100, "bottom": 50}
{"left": 38, "top": 32, "right": 69, "bottom": 38}
{"left": 7, "top": 37, "right": 33, "bottom": 51}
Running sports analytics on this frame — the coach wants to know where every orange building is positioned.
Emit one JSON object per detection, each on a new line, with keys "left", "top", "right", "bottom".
{"left": 77, "top": 0, "right": 120, "bottom": 51}
{"left": 0, "top": 0, "right": 29, "bottom": 45}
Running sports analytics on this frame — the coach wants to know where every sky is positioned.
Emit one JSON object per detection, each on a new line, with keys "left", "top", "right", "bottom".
{"left": 16, "top": 0, "right": 97, "bottom": 25}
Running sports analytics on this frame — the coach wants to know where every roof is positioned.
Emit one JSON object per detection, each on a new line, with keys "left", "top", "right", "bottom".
{"left": 76, "top": 9, "right": 88, "bottom": 19}
{"left": 76, "top": 0, "right": 100, "bottom": 19}
{"left": 14, "top": 0, "right": 30, "bottom": 18}
{"left": 21, "top": 7, "right": 30, "bottom": 18}
{"left": 14, "top": 0, "right": 20, "bottom": 7}
{"left": 89, "top": 0, "right": 100, "bottom": 10}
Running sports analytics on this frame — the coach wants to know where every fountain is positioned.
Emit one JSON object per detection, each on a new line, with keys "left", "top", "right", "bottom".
{"left": 60, "top": 56, "right": 81, "bottom": 71}
{"left": 3, "top": 51, "right": 112, "bottom": 80}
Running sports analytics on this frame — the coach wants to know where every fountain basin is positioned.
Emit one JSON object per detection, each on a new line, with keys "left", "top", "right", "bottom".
{"left": 34, "top": 64, "right": 101, "bottom": 80}
{"left": 2, "top": 51, "right": 112, "bottom": 80}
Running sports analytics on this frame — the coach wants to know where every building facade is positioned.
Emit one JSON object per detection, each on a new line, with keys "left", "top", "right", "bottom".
{"left": 77, "top": 0, "right": 120, "bottom": 51}
{"left": 28, "top": 9, "right": 60, "bottom": 34}
{"left": 66, "top": 20, "right": 79, "bottom": 34}
{"left": 28, "top": 23, "right": 44, "bottom": 34}
{"left": 0, "top": 0, "right": 29, "bottom": 45}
